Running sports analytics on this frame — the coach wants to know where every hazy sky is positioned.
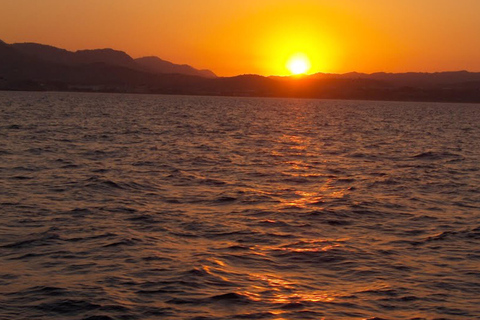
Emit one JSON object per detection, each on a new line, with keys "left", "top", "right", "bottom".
{"left": 1, "top": 0, "right": 479, "bottom": 76}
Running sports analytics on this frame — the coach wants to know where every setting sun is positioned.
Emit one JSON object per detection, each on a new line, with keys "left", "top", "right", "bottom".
{"left": 287, "top": 53, "right": 311, "bottom": 75}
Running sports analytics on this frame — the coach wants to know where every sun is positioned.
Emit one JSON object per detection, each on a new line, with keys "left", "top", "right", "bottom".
{"left": 287, "top": 53, "right": 311, "bottom": 75}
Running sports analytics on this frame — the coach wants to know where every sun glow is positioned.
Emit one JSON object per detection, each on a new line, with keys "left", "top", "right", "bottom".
{"left": 287, "top": 53, "right": 311, "bottom": 75}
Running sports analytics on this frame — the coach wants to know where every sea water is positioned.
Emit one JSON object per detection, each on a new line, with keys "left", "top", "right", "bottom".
{"left": 0, "top": 91, "right": 479, "bottom": 319}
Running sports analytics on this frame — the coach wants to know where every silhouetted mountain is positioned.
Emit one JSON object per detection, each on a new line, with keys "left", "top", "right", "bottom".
{"left": 12, "top": 43, "right": 75, "bottom": 65}
{"left": 311, "top": 71, "right": 480, "bottom": 88}
{"left": 8, "top": 41, "right": 216, "bottom": 78}
{"left": 136, "top": 56, "right": 216, "bottom": 78}
{"left": 1, "top": 39, "right": 480, "bottom": 102}
{"left": 76, "top": 49, "right": 138, "bottom": 68}
{"left": 0, "top": 41, "right": 23, "bottom": 64}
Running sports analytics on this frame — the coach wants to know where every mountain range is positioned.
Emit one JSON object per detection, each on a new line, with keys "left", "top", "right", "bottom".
{"left": 1, "top": 40, "right": 480, "bottom": 103}
{"left": 1, "top": 40, "right": 216, "bottom": 79}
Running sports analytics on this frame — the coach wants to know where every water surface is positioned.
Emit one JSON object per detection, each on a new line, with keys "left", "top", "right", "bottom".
{"left": 1, "top": 92, "right": 479, "bottom": 319}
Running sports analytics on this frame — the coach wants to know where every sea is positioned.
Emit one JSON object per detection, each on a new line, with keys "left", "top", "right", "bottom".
{"left": 0, "top": 91, "right": 479, "bottom": 320}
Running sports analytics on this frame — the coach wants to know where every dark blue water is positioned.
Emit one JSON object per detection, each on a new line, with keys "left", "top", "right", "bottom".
{"left": 1, "top": 91, "right": 479, "bottom": 320}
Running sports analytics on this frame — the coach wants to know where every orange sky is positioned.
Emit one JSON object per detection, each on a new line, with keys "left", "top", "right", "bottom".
{"left": 1, "top": 0, "right": 479, "bottom": 76}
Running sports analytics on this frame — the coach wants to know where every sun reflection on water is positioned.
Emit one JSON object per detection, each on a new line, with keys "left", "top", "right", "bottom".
{"left": 278, "top": 245, "right": 337, "bottom": 253}
{"left": 280, "top": 190, "right": 324, "bottom": 208}
{"left": 244, "top": 273, "right": 336, "bottom": 305}
{"left": 269, "top": 133, "right": 351, "bottom": 210}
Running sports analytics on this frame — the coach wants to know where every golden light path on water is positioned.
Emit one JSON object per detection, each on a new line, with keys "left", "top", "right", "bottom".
{"left": 165, "top": 129, "right": 368, "bottom": 317}
{"left": 275, "top": 134, "right": 349, "bottom": 208}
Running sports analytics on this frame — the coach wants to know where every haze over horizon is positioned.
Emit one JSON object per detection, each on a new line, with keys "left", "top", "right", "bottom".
{"left": 1, "top": 0, "right": 480, "bottom": 77}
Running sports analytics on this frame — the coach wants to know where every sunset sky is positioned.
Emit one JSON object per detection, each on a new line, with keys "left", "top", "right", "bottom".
{"left": 1, "top": 0, "right": 479, "bottom": 76}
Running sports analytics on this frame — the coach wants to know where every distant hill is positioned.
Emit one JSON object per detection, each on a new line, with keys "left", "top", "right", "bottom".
{"left": 12, "top": 43, "right": 76, "bottom": 65}
{"left": 7, "top": 41, "right": 216, "bottom": 78}
{"left": 310, "top": 71, "right": 480, "bottom": 88}
{"left": 1, "top": 39, "right": 480, "bottom": 102}
{"left": 135, "top": 56, "right": 216, "bottom": 78}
